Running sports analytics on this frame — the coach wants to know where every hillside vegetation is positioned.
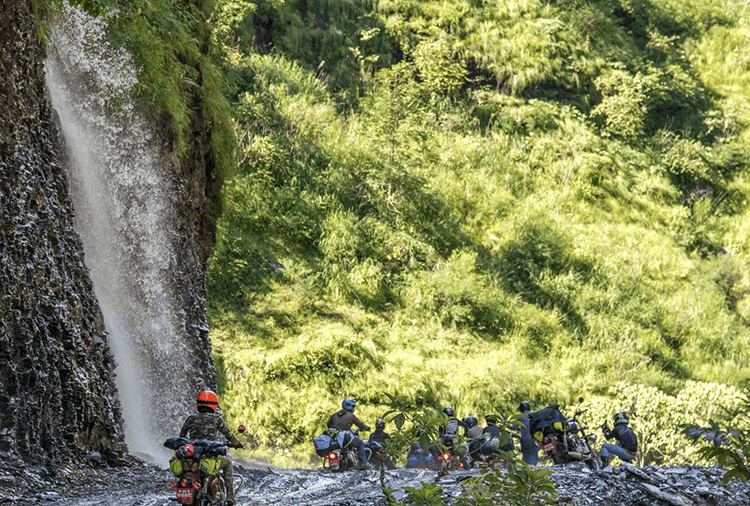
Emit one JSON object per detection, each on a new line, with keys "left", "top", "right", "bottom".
{"left": 197, "top": 0, "right": 750, "bottom": 466}
{"left": 203, "top": 0, "right": 750, "bottom": 466}
{"left": 63, "top": 0, "right": 750, "bottom": 466}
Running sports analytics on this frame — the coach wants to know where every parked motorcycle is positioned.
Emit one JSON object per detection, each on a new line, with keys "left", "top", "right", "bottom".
{"left": 164, "top": 437, "right": 245, "bottom": 505}
{"left": 530, "top": 398, "right": 601, "bottom": 470}
{"left": 365, "top": 439, "right": 396, "bottom": 469}
{"left": 435, "top": 447, "right": 473, "bottom": 471}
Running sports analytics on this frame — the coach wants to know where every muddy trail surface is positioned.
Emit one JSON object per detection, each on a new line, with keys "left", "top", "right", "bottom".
{"left": 2, "top": 457, "right": 749, "bottom": 506}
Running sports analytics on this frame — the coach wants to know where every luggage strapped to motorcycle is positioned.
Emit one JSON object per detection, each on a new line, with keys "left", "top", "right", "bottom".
{"left": 529, "top": 405, "right": 567, "bottom": 440}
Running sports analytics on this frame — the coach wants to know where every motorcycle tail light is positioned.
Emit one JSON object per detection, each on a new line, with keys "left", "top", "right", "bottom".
{"left": 459, "top": 462, "right": 465, "bottom": 469}
{"left": 180, "top": 479, "right": 187, "bottom": 487}
{"left": 442, "top": 452, "right": 450, "bottom": 461}
{"left": 170, "top": 482, "right": 177, "bottom": 488}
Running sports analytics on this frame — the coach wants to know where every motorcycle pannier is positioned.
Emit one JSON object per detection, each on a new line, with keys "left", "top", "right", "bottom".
{"left": 169, "top": 454, "right": 183, "bottom": 476}
{"left": 313, "top": 434, "right": 333, "bottom": 457}
{"left": 200, "top": 456, "right": 221, "bottom": 475}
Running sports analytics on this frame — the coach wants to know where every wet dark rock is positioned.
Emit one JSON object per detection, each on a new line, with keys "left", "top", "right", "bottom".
{"left": 1, "top": 0, "right": 125, "bottom": 479}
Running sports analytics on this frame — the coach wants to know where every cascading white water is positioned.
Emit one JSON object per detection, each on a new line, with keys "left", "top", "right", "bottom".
{"left": 45, "top": 4, "right": 194, "bottom": 466}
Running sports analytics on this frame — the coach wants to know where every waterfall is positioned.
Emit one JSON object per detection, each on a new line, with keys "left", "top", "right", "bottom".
{"left": 45, "top": 5, "right": 195, "bottom": 466}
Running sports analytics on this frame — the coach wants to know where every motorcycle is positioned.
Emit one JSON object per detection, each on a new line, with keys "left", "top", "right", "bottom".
{"left": 164, "top": 436, "right": 245, "bottom": 505}
{"left": 430, "top": 434, "right": 473, "bottom": 472}
{"left": 435, "top": 447, "right": 473, "bottom": 471}
{"left": 531, "top": 398, "right": 601, "bottom": 471}
{"left": 313, "top": 429, "right": 371, "bottom": 472}
{"left": 365, "top": 439, "right": 396, "bottom": 470}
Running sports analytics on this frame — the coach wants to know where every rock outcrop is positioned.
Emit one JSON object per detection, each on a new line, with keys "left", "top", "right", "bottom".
{"left": 0, "top": 0, "right": 127, "bottom": 467}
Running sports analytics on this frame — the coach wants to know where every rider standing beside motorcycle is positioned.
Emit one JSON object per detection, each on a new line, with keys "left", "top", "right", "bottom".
{"left": 600, "top": 411, "right": 638, "bottom": 466}
{"left": 439, "top": 406, "right": 460, "bottom": 448}
{"left": 462, "top": 416, "right": 484, "bottom": 461}
{"left": 327, "top": 398, "right": 372, "bottom": 469}
{"left": 517, "top": 401, "right": 538, "bottom": 465}
{"left": 179, "top": 390, "right": 244, "bottom": 506}
{"left": 368, "top": 418, "right": 396, "bottom": 469}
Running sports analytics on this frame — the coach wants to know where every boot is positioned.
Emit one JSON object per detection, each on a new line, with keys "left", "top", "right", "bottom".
{"left": 225, "top": 487, "right": 235, "bottom": 506}
{"left": 223, "top": 462, "right": 236, "bottom": 505}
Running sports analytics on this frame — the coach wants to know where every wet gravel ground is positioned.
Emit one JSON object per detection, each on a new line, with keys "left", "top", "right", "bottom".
{"left": 2, "top": 457, "right": 748, "bottom": 506}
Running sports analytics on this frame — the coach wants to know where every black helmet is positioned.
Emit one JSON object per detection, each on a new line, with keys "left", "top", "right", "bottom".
{"left": 443, "top": 406, "right": 455, "bottom": 417}
{"left": 518, "top": 401, "right": 531, "bottom": 413}
{"left": 462, "top": 416, "right": 478, "bottom": 427}
{"left": 376, "top": 418, "right": 385, "bottom": 430}
{"left": 485, "top": 413, "right": 497, "bottom": 425}
{"left": 614, "top": 411, "right": 628, "bottom": 426}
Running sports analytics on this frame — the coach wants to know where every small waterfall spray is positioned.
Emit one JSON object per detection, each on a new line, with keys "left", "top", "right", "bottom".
{"left": 45, "top": 5, "right": 197, "bottom": 465}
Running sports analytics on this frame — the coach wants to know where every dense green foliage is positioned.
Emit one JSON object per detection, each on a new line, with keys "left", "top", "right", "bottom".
{"left": 204, "top": 0, "right": 750, "bottom": 466}
{"left": 684, "top": 388, "right": 750, "bottom": 484}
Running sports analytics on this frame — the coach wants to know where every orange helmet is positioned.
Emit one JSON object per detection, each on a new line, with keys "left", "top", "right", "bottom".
{"left": 197, "top": 390, "right": 219, "bottom": 412}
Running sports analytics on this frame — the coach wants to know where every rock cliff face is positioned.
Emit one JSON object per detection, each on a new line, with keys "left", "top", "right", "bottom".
{"left": 0, "top": 0, "right": 220, "bottom": 472}
{"left": 0, "top": 0, "right": 127, "bottom": 465}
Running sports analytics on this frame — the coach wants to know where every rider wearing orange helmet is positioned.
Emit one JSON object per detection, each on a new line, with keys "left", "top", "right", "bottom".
{"left": 179, "top": 390, "right": 243, "bottom": 505}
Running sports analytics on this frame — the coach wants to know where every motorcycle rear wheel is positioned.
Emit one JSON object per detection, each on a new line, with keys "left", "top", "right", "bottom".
{"left": 197, "top": 478, "right": 227, "bottom": 506}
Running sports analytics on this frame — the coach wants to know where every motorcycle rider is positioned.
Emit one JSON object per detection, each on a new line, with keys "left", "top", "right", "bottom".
{"left": 407, "top": 429, "right": 435, "bottom": 469}
{"left": 462, "top": 416, "right": 484, "bottom": 461}
{"left": 179, "top": 390, "right": 243, "bottom": 506}
{"left": 438, "top": 406, "right": 460, "bottom": 448}
{"left": 327, "top": 398, "right": 372, "bottom": 469}
{"left": 600, "top": 411, "right": 638, "bottom": 466}
{"left": 462, "top": 416, "right": 484, "bottom": 440}
{"left": 480, "top": 413, "right": 514, "bottom": 459}
{"left": 367, "top": 418, "right": 396, "bottom": 469}
{"left": 517, "top": 401, "right": 538, "bottom": 465}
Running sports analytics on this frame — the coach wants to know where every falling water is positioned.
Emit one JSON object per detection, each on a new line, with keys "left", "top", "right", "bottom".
{"left": 45, "top": 5, "right": 194, "bottom": 466}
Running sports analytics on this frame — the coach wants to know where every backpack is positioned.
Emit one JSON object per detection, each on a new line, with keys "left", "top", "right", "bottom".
{"left": 528, "top": 405, "right": 567, "bottom": 435}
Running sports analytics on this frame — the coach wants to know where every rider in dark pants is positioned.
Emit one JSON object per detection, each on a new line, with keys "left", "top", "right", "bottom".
{"left": 368, "top": 418, "right": 396, "bottom": 469}
{"left": 601, "top": 411, "right": 638, "bottom": 466}
{"left": 328, "top": 398, "right": 372, "bottom": 469}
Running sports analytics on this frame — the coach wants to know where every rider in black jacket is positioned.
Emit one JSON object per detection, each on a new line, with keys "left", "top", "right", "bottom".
{"left": 367, "top": 418, "right": 396, "bottom": 469}
{"left": 600, "top": 411, "right": 638, "bottom": 466}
